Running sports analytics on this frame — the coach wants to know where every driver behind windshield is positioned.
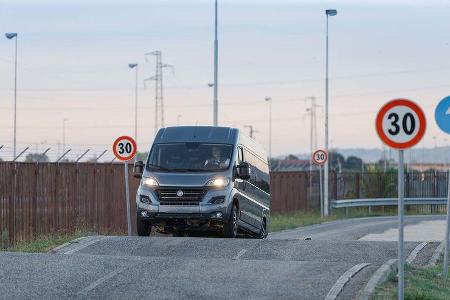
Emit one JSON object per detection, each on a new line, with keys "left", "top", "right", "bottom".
{"left": 204, "top": 146, "right": 230, "bottom": 169}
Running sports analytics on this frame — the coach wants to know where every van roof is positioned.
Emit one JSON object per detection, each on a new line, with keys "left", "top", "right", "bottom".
{"left": 154, "top": 126, "right": 239, "bottom": 144}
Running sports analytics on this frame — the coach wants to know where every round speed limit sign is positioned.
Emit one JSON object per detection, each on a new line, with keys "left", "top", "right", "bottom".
{"left": 312, "top": 149, "right": 328, "bottom": 165}
{"left": 113, "top": 136, "right": 137, "bottom": 161}
{"left": 376, "top": 99, "right": 426, "bottom": 149}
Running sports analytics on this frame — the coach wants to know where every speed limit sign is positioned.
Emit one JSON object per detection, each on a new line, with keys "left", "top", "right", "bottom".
{"left": 113, "top": 135, "right": 137, "bottom": 237}
{"left": 375, "top": 98, "right": 426, "bottom": 300}
{"left": 376, "top": 99, "right": 426, "bottom": 149}
{"left": 113, "top": 136, "right": 137, "bottom": 161}
{"left": 312, "top": 149, "right": 328, "bottom": 165}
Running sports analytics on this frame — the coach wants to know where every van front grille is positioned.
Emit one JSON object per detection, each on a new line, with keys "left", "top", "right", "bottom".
{"left": 156, "top": 187, "right": 206, "bottom": 204}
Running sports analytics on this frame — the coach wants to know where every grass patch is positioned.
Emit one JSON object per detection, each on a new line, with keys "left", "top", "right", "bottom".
{"left": 374, "top": 265, "right": 450, "bottom": 300}
{"left": 269, "top": 206, "right": 445, "bottom": 233}
{"left": 269, "top": 210, "right": 339, "bottom": 232}
{"left": 2, "top": 230, "right": 88, "bottom": 253}
{"left": 269, "top": 208, "right": 397, "bottom": 232}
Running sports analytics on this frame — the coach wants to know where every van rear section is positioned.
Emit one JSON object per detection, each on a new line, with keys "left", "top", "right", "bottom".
{"left": 133, "top": 126, "right": 270, "bottom": 238}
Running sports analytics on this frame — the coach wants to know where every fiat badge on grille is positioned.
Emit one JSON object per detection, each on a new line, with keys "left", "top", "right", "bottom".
{"left": 176, "top": 190, "right": 184, "bottom": 197}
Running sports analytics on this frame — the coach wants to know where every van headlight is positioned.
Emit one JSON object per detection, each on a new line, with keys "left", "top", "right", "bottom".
{"left": 206, "top": 177, "right": 230, "bottom": 188}
{"left": 142, "top": 177, "right": 159, "bottom": 188}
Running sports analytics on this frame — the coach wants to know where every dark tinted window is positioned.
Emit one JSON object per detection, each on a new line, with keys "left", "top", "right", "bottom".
{"left": 147, "top": 143, "right": 233, "bottom": 172}
{"left": 243, "top": 148, "right": 270, "bottom": 193}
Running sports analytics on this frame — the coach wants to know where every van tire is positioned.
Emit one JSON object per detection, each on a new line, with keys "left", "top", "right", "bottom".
{"left": 223, "top": 205, "right": 238, "bottom": 238}
{"left": 256, "top": 218, "right": 268, "bottom": 239}
{"left": 137, "top": 218, "right": 151, "bottom": 236}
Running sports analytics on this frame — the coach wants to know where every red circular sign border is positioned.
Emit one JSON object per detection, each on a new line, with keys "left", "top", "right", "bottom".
{"left": 312, "top": 149, "right": 328, "bottom": 165}
{"left": 112, "top": 136, "right": 137, "bottom": 161}
{"left": 375, "top": 99, "right": 426, "bottom": 150}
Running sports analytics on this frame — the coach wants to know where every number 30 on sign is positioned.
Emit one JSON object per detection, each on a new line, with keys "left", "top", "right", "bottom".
{"left": 113, "top": 136, "right": 137, "bottom": 161}
{"left": 376, "top": 99, "right": 426, "bottom": 150}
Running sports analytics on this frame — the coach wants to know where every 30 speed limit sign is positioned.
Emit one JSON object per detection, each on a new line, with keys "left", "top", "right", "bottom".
{"left": 312, "top": 149, "right": 328, "bottom": 165}
{"left": 375, "top": 98, "right": 426, "bottom": 300}
{"left": 113, "top": 136, "right": 137, "bottom": 161}
{"left": 376, "top": 99, "right": 426, "bottom": 149}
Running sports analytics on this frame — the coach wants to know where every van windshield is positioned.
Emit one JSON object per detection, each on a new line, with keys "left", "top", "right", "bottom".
{"left": 147, "top": 143, "right": 233, "bottom": 172}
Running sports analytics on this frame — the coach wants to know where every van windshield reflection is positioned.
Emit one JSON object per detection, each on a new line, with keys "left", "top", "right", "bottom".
{"left": 147, "top": 143, "right": 233, "bottom": 172}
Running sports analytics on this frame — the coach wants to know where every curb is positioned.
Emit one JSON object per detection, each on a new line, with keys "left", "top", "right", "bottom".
{"left": 325, "top": 263, "right": 371, "bottom": 300}
{"left": 49, "top": 236, "right": 90, "bottom": 254}
{"left": 49, "top": 235, "right": 105, "bottom": 254}
{"left": 406, "top": 242, "right": 428, "bottom": 265}
{"left": 358, "top": 258, "right": 397, "bottom": 300}
{"left": 426, "top": 241, "right": 445, "bottom": 267}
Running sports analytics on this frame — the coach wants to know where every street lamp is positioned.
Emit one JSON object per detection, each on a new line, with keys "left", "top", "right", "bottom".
{"left": 5, "top": 32, "right": 18, "bottom": 158}
{"left": 128, "top": 63, "right": 138, "bottom": 151}
{"left": 213, "top": 0, "right": 219, "bottom": 126}
{"left": 177, "top": 114, "right": 182, "bottom": 126}
{"left": 265, "top": 97, "right": 272, "bottom": 161}
{"left": 324, "top": 9, "right": 337, "bottom": 217}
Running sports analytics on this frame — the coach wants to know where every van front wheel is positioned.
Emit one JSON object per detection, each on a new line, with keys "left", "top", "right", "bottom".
{"left": 256, "top": 219, "right": 268, "bottom": 239}
{"left": 223, "top": 205, "right": 238, "bottom": 238}
{"left": 137, "top": 218, "right": 151, "bottom": 236}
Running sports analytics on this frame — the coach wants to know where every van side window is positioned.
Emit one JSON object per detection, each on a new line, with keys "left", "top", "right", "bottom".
{"left": 243, "top": 148, "right": 270, "bottom": 194}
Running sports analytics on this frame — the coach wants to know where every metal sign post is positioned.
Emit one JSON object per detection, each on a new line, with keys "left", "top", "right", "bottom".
{"left": 124, "top": 161, "right": 132, "bottom": 236}
{"left": 434, "top": 96, "right": 450, "bottom": 278}
{"left": 444, "top": 168, "right": 450, "bottom": 278}
{"left": 312, "top": 149, "right": 328, "bottom": 218}
{"left": 398, "top": 149, "right": 405, "bottom": 300}
{"left": 376, "top": 99, "right": 426, "bottom": 300}
{"left": 319, "top": 165, "right": 324, "bottom": 218}
{"left": 113, "top": 135, "right": 137, "bottom": 236}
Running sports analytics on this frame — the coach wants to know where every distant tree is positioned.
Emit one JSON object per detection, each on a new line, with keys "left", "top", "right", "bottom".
{"left": 344, "top": 156, "right": 363, "bottom": 171}
{"left": 329, "top": 151, "right": 345, "bottom": 171}
{"left": 285, "top": 154, "right": 299, "bottom": 160}
{"left": 25, "top": 153, "right": 49, "bottom": 162}
{"left": 136, "top": 152, "right": 149, "bottom": 161}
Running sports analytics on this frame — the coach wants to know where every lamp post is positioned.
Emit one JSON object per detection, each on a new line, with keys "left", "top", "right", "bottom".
{"left": 265, "top": 97, "right": 272, "bottom": 161}
{"left": 5, "top": 32, "right": 18, "bottom": 158}
{"left": 213, "top": 0, "right": 219, "bottom": 126}
{"left": 128, "top": 63, "right": 139, "bottom": 152}
{"left": 324, "top": 9, "right": 337, "bottom": 217}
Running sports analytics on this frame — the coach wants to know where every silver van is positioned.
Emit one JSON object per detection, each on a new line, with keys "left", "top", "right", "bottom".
{"left": 133, "top": 126, "right": 270, "bottom": 238}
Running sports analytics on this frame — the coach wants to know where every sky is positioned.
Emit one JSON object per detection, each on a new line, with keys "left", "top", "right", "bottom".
{"left": 1, "top": 0, "right": 450, "bottom": 161}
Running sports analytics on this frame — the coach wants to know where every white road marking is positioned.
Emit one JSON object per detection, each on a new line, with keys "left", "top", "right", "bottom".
{"left": 406, "top": 242, "right": 428, "bottom": 265}
{"left": 325, "top": 263, "right": 371, "bottom": 300}
{"left": 359, "top": 220, "right": 446, "bottom": 242}
{"left": 77, "top": 266, "right": 129, "bottom": 296}
{"left": 64, "top": 236, "right": 107, "bottom": 255}
{"left": 232, "top": 249, "right": 247, "bottom": 260}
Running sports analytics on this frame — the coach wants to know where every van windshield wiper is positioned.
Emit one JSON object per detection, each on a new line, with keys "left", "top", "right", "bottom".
{"left": 172, "top": 168, "right": 204, "bottom": 172}
{"left": 147, "top": 164, "right": 172, "bottom": 172}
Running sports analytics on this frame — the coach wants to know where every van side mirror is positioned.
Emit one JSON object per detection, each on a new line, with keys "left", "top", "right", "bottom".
{"left": 236, "top": 162, "right": 251, "bottom": 180}
{"left": 133, "top": 161, "right": 144, "bottom": 179}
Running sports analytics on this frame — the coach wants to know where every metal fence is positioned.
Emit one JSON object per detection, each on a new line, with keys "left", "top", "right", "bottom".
{"left": 0, "top": 162, "right": 140, "bottom": 248}
{"left": 270, "top": 170, "right": 450, "bottom": 213}
{"left": 1, "top": 163, "right": 449, "bottom": 247}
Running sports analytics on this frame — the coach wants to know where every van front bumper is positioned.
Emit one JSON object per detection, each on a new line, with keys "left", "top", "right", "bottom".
{"left": 137, "top": 202, "right": 229, "bottom": 221}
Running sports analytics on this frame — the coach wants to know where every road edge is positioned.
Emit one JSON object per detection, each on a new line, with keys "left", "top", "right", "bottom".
{"left": 325, "top": 263, "right": 371, "bottom": 300}
{"left": 358, "top": 258, "right": 397, "bottom": 300}
{"left": 51, "top": 235, "right": 107, "bottom": 255}
{"left": 426, "top": 241, "right": 445, "bottom": 267}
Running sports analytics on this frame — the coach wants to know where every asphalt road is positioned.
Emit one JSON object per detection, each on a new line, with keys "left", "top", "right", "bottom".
{"left": 0, "top": 215, "right": 444, "bottom": 300}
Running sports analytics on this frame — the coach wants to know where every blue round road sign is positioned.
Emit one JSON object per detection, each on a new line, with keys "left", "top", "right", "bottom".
{"left": 435, "top": 96, "right": 450, "bottom": 134}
